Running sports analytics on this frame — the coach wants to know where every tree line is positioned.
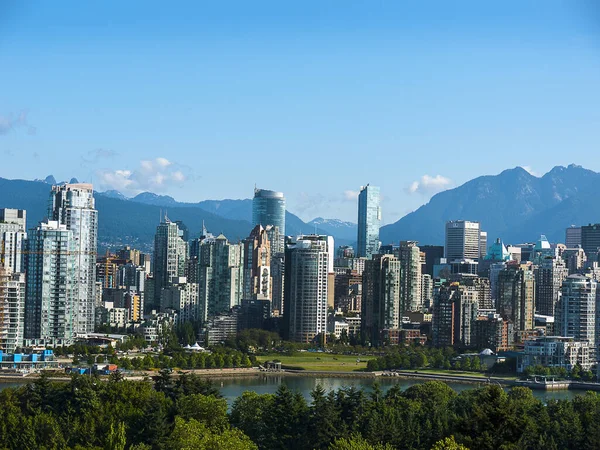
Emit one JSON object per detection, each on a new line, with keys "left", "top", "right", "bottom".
{"left": 3, "top": 373, "right": 600, "bottom": 449}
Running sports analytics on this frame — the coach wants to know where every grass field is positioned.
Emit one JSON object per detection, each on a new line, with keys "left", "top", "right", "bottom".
{"left": 255, "top": 353, "right": 375, "bottom": 372}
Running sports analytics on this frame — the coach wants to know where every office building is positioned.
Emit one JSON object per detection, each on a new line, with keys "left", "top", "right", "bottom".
{"left": 555, "top": 274, "right": 597, "bottom": 347}
{"left": 197, "top": 234, "right": 244, "bottom": 319}
{"left": 445, "top": 220, "right": 481, "bottom": 262}
{"left": 582, "top": 224, "right": 600, "bottom": 259}
{"left": 357, "top": 185, "right": 381, "bottom": 259}
{"left": 24, "top": 221, "right": 76, "bottom": 346}
{"left": 479, "top": 231, "right": 488, "bottom": 261}
{"left": 0, "top": 208, "right": 26, "bottom": 273}
{"left": 283, "top": 235, "right": 332, "bottom": 343}
{"left": 497, "top": 262, "right": 535, "bottom": 343}
{"left": 0, "top": 268, "right": 25, "bottom": 352}
{"left": 252, "top": 188, "right": 286, "bottom": 253}
{"left": 153, "top": 217, "right": 187, "bottom": 309}
{"left": 420, "top": 245, "right": 444, "bottom": 277}
{"left": 399, "top": 241, "right": 422, "bottom": 311}
{"left": 566, "top": 226, "right": 582, "bottom": 249}
{"left": 361, "top": 253, "right": 401, "bottom": 346}
{"left": 49, "top": 183, "right": 98, "bottom": 334}
{"left": 534, "top": 257, "right": 568, "bottom": 316}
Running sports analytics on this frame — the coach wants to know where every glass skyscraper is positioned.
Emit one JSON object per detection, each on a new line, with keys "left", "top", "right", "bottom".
{"left": 357, "top": 185, "right": 381, "bottom": 259}
{"left": 252, "top": 188, "right": 286, "bottom": 253}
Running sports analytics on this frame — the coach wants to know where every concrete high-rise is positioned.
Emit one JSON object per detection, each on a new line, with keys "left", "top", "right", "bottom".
{"left": 566, "top": 226, "right": 582, "bottom": 248}
{"left": 49, "top": 184, "right": 98, "bottom": 334}
{"left": 0, "top": 209, "right": 27, "bottom": 273}
{"left": 24, "top": 221, "right": 76, "bottom": 345}
{"left": 252, "top": 188, "right": 285, "bottom": 253}
{"left": 534, "top": 257, "right": 568, "bottom": 316}
{"left": 357, "top": 185, "right": 381, "bottom": 259}
{"left": 497, "top": 262, "right": 535, "bottom": 343}
{"left": 555, "top": 274, "right": 597, "bottom": 348}
{"left": 153, "top": 217, "right": 187, "bottom": 309}
{"left": 0, "top": 268, "right": 25, "bottom": 352}
{"left": 361, "top": 253, "right": 401, "bottom": 346}
{"left": 432, "top": 282, "right": 480, "bottom": 348}
{"left": 283, "top": 235, "right": 332, "bottom": 343}
{"left": 197, "top": 234, "right": 244, "bottom": 320}
{"left": 399, "top": 241, "right": 422, "bottom": 311}
{"left": 445, "top": 220, "right": 481, "bottom": 261}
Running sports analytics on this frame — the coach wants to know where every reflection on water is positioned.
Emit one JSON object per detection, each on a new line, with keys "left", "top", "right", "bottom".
{"left": 218, "top": 375, "right": 582, "bottom": 405}
{"left": 0, "top": 376, "right": 583, "bottom": 405}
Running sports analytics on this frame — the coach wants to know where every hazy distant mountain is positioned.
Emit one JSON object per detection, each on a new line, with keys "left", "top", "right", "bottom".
{"left": 308, "top": 217, "right": 357, "bottom": 241}
{"left": 380, "top": 164, "right": 600, "bottom": 246}
{"left": 0, "top": 178, "right": 353, "bottom": 252}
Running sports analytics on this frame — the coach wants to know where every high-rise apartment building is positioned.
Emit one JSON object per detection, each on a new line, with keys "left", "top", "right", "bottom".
{"left": 0, "top": 209, "right": 27, "bottom": 273}
{"left": 479, "top": 231, "right": 488, "bottom": 260}
{"left": 566, "top": 226, "right": 582, "bottom": 248}
{"left": 153, "top": 218, "right": 187, "bottom": 309}
{"left": 242, "top": 225, "right": 272, "bottom": 301}
{"left": 0, "top": 268, "right": 25, "bottom": 352}
{"left": 399, "top": 241, "right": 422, "bottom": 311}
{"left": 534, "top": 257, "right": 568, "bottom": 316}
{"left": 445, "top": 220, "right": 481, "bottom": 261}
{"left": 432, "top": 282, "right": 480, "bottom": 348}
{"left": 252, "top": 188, "right": 285, "bottom": 253}
{"left": 497, "top": 262, "right": 535, "bottom": 342}
{"left": 24, "top": 221, "right": 76, "bottom": 345}
{"left": 161, "top": 277, "right": 200, "bottom": 324}
{"left": 49, "top": 184, "right": 98, "bottom": 334}
{"left": 361, "top": 253, "right": 401, "bottom": 346}
{"left": 357, "top": 185, "right": 381, "bottom": 259}
{"left": 197, "top": 234, "right": 244, "bottom": 320}
{"left": 582, "top": 224, "right": 600, "bottom": 260}
{"left": 283, "top": 235, "right": 332, "bottom": 343}
{"left": 555, "top": 274, "right": 597, "bottom": 349}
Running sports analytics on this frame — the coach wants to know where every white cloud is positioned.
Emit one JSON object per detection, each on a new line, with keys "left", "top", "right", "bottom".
{"left": 343, "top": 190, "right": 360, "bottom": 201}
{"left": 407, "top": 174, "right": 452, "bottom": 195}
{"left": 97, "top": 157, "right": 191, "bottom": 195}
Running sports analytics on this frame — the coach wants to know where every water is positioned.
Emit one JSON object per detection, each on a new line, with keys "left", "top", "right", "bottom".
{"left": 0, "top": 376, "right": 583, "bottom": 405}
{"left": 216, "top": 375, "right": 582, "bottom": 405}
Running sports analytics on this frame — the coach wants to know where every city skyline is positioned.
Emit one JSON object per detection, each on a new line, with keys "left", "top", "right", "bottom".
{"left": 1, "top": 1, "right": 599, "bottom": 222}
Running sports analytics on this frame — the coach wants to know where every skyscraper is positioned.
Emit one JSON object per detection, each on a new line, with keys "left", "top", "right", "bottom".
{"left": 357, "top": 184, "right": 381, "bottom": 259}
{"left": 24, "top": 221, "right": 76, "bottom": 345}
{"left": 283, "top": 235, "right": 332, "bottom": 343}
{"left": 197, "top": 234, "right": 244, "bottom": 321}
{"left": 0, "top": 268, "right": 25, "bottom": 352}
{"left": 582, "top": 224, "right": 600, "bottom": 260}
{"left": 534, "top": 257, "right": 568, "bottom": 316}
{"left": 252, "top": 188, "right": 285, "bottom": 253}
{"left": 555, "top": 274, "right": 597, "bottom": 348}
{"left": 361, "top": 253, "right": 401, "bottom": 346}
{"left": 566, "top": 226, "right": 582, "bottom": 248}
{"left": 243, "top": 225, "right": 272, "bottom": 301}
{"left": 398, "top": 241, "right": 422, "bottom": 311}
{"left": 153, "top": 217, "right": 187, "bottom": 309}
{"left": 497, "top": 262, "right": 535, "bottom": 343}
{"left": 0, "top": 208, "right": 27, "bottom": 273}
{"left": 432, "top": 281, "right": 480, "bottom": 348}
{"left": 445, "top": 220, "right": 481, "bottom": 261}
{"left": 49, "top": 183, "right": 98, "bottom": 334}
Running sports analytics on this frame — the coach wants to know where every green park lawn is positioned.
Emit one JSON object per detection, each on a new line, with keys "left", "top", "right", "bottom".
{"left": 256, "top": 353, "right": 375, "bottom": 372}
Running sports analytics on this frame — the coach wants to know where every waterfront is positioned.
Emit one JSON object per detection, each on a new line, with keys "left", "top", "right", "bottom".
{"left": 0, "top": 375, "right": 585, "bottom": 404}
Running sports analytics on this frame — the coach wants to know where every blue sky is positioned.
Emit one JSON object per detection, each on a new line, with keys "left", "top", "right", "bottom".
{"left": 1, "top": 1, "right": 599, "bottom": 223}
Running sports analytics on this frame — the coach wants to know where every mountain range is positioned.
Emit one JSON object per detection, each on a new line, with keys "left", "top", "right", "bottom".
{"left": 380, "top": 164, "right": 600, "bottom": 245}
{"left": 0, "top": 164, "right": 598, "bottom": 253}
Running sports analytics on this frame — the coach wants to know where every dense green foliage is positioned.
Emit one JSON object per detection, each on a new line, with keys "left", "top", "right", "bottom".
{"left": 4, "top": 374, "right": 600, "bottom": 449}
